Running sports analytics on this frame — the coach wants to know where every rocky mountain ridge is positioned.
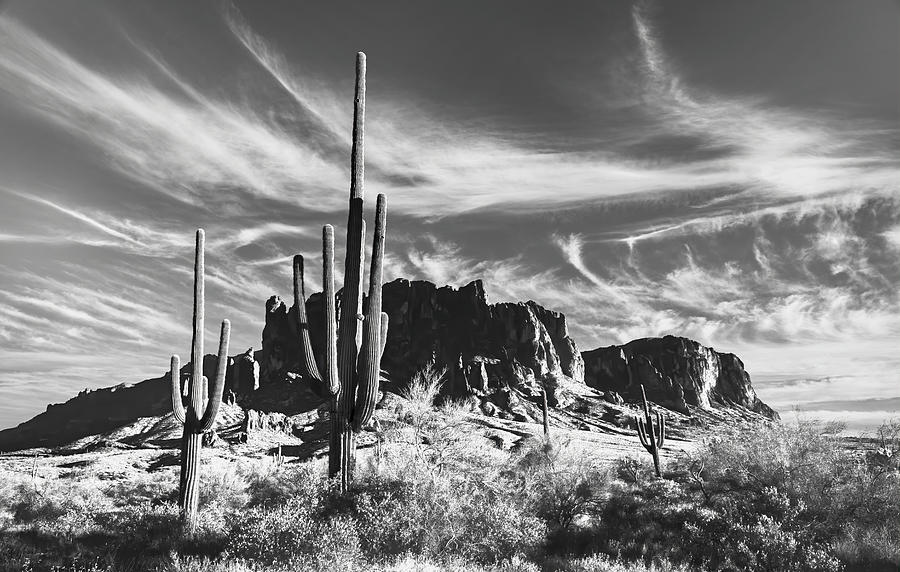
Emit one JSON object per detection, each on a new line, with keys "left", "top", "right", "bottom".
{"left": 259, "top": 278, "right": 584, "bottom": 407}
{"left": 0, "top": 278, "right": 777, "bottom": 452}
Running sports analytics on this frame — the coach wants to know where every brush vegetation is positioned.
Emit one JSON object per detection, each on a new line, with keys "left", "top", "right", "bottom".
{"left": 0, "top": 379, "right": 897, "bottom": 572}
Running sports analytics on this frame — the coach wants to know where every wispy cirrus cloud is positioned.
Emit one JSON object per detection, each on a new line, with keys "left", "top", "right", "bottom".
{"left": 0, "top": 16, "right": 346, "bottom": 210}
{"left": 627, "top": 3, "right": 899, "bottom": 205}
{"left": 1, "top": 5, "right": 895, "bottom": 226}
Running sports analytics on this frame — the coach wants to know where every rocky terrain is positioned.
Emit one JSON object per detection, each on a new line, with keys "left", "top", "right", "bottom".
{"left": 0, "top": 278, "right": 777, "bottom": 459}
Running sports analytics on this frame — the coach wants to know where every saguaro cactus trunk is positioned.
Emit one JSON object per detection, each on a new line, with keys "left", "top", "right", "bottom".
{"left": 636, "top": 383, "right": 666, "bottom": 477}
{"left": 169, "top": 229, "right": 230, "bottom": 526}
{"left": 292, "top": 52, "right": 389, "bottom": 492}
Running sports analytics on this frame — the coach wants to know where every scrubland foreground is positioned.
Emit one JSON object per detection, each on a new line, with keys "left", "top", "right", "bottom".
{"left": 0, "top": 379, "right": 897, "bottom": 572}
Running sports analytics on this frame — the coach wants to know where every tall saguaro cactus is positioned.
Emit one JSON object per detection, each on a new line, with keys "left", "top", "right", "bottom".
{"left": 636, "top": 383, "right": 665, "bottom": 477}
{"left": 169, "top": 229, "right": 231, "bottom": 526}
{"left": 293, "top": 52, "right": 389, "bottom": 491}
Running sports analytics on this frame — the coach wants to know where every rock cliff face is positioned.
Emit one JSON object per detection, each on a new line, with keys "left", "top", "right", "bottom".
{"left": 582, "top": 336, "right": 778, "bottom": 419}
{"left": 258, "top": 278, "right": 585, "bottom": 405}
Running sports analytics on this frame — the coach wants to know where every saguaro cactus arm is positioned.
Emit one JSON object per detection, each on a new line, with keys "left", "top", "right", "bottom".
{"left": 170, "top": 355, "right": 185, "bottom": 424}
{"left": 189, "top": 230, "right": 205, "bottom": 422}
{"left": 655, "top": 410, "right": 665, "bottom": 449}
{"left": 294, "top": 255, "right": 326, "bottom": 386}
{"left": 354, "top": 193, "right": 387, "bottom": 430}
{"left": 322, "top": 225, "right": 340, "bottom": 396}
{"left": 199, "top": 319, "right": 231, "bottom": 432}
{"left": 640, "top": 383, "right": 651, "bottom": 420}
{"left": 378, "top": 311, "right": 389, "bottom": 362}
{"left": 294, "top": 256, "right": 323, "bottom": 380}
{"left": 637, "top": 415, "right": 652, "bottom": 450}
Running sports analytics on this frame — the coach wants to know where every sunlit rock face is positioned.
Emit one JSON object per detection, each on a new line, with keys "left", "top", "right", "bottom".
{"left": 261, "top": 278, "right": 585, "bottom": 406}
{"left": 582, "top": 336, "right": 779, "bottom": 419}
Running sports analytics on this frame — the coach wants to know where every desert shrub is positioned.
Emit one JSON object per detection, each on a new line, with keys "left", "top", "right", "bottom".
{"left": 244, "top": 462, "right": 332, "bottom": 508}
{"left": 104, "top": 470, "right": 176, "bottom": 508}
{"left": 830, "top": 419, "right": 900, "bottom": 568}
{"left": 614, "top": 456, "right": 655, "bottom": 485}
{"left": 868, "top": 418, "right": 900, "bottom": 471}
{"left": 331, "top": 471, "right": 545, "bottom": 564}
{"left": 388, "top": 365, "right": 476, "bottom": 474}
{"left": 582, "top": 420, "right": 900, "bottom": 571}
{"left": 691, "top": 421, "right": 856, "bottom": 518}
{"left": 686, "top": 418, "right": 900, "bottom": 567}
{"left": 595, "top": 478, "right": 841, "bottom": 572}
{"left": 9, "top": 476, "right": 115, "bottom": 536}
{"left": 546, "top": 553, "right": 693, "bottom": 571}
{"left": 512, "top": 437, "right": 609, "bottom": 533}
{"left": 225, "top": 495, "right": 364, "bottom": 568}
{"left": 200, "top": 462, "right": 251, "bottom": 510}
{"left": 401, "top": 364, "right": 446, "bottom": 411}
{"left": 381, "top": 367, "right": 502, "bottom": 484}
{"left": 375, "top": 554, "right": 540, "bottom": 572}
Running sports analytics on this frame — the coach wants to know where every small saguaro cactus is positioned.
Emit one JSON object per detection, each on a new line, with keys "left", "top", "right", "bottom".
{"left": 293, "top": 52, "right": 389, "bottom": 492}
{"left": 541, "top": 385, "right": 550, "bottom": 437}
{"left": 636, "top": 383, "right": 665, "bottom": 477}
{"left": 169, "top": 229, "right": 231, "bottom": 526}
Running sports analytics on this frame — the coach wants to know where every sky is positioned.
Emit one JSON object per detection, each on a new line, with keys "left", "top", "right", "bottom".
{"left": 0, "top": 0, "right": 897, "bottom": 433}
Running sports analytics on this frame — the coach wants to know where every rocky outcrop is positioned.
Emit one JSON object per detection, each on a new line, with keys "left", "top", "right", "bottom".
{"left": 582, "top": 336, "right": 778, "bottom": 419}
{"left": 261, "top": 278, "right": 585, "bottom": 406}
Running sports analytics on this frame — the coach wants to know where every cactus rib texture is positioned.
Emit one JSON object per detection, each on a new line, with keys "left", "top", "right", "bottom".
{"left": 636, "top": 383, "right": 666, "bottom": 477}
{"left": 292, "top": 52, "right": 389, "bottom": 491}
{"left": 168, "top": 229, "right": 231, "bottom": 526}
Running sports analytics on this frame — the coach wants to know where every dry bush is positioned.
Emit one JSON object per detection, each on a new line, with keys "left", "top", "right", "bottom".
{"left": 581, "top": 419, "right": 900, "bottom": 571}
{"left": 380, "top": 364, "right": 499, "bottom": 482}
{"left": 689, "top": 418, "right": 900, "bottom": 558}
{"left": 545, "top": 554, "right": 694, "bottom": 572}
{"left": 511, "top": 437, "right": 610, "bottom": 532}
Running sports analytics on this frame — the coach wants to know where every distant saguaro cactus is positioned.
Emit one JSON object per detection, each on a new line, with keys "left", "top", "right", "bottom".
{"left": 169, "top": 229, "right": 231, "bottom": 526}
{"left": 636, "top": 383, "right": 665, "bottom": 477}
{"left": 541, "top": 386, "right": 550, "bottom": 437}
{"left": 293, "top": 52, "right": 389, "bottom": 491}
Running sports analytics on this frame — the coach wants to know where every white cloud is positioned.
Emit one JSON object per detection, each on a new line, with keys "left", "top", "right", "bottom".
{"left": 629, "top": 4, "right": 899, "bottom": 202}
{"left": 0, "top": 16, "right": 346, "bottom": 210}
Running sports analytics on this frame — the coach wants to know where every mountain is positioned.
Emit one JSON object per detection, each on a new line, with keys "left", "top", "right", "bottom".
{"left": 0, "top": 278, "right": 777, "bottom": 452}
{"left": 259, "top": 278, "right": 584, "bottom": 409}
{"left": 582, "top": 336, "right": 779, "bottom": 419}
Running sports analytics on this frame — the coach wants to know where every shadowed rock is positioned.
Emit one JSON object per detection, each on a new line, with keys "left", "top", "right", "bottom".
{"left": 261, "top": 278, "right": 585, "bottom": 407}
